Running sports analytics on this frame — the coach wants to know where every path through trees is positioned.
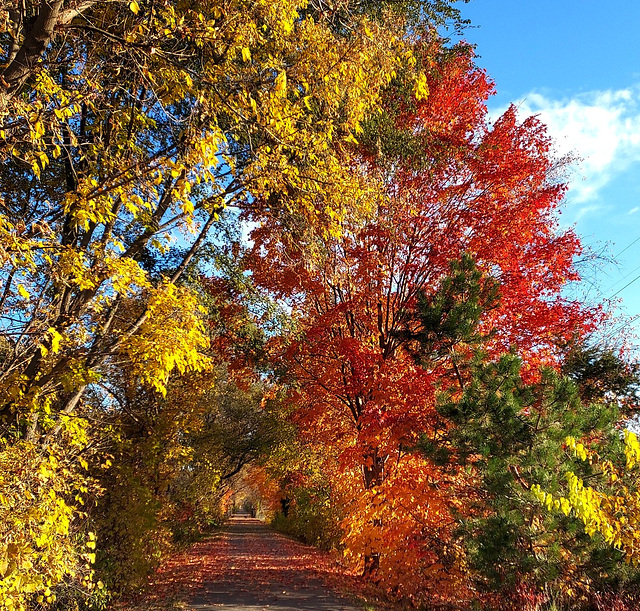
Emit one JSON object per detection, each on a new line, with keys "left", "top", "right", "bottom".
{"left": 124, "top": 514, "right": 368, "bottom": 611}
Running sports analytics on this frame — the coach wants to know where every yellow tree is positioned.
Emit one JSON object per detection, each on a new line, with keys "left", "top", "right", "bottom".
{"left": 532, "top": 431, "right": 640, "bottom": 565}
{"left": 0, "top": 0, "right": 417, "bottom": 436}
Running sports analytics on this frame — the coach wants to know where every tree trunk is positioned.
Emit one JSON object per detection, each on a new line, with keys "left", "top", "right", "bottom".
{"left": 362, "top": 448, "right": 385, "bottom": 578}
{"left": 1, "top": 0, "right": 65, "bottom": 101}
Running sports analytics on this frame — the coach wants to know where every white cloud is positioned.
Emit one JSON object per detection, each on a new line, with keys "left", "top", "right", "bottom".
{"left": 492, "top": 87, "right": 640, "bottom": 205}
{"left": 629, "top": 206, "right": 639, "bottom": 215}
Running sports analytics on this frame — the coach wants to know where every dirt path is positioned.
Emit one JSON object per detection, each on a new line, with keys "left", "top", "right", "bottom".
{"left": 129, "top": 514, "right": 370, "bottom": 611}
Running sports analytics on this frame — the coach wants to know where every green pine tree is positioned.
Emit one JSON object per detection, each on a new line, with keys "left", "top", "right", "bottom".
{"left": 409, "top": 256, "right": 640, "bottom": 602}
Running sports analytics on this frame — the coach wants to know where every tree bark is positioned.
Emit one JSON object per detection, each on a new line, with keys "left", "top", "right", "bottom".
{"left": 0, "top": 0, "right": 97, "bottom": 106}
{"left": 1, "top": 0, "right": 65, "bottom": 99}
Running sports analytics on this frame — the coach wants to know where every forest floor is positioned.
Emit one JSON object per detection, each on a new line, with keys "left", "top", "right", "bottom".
{"left": 119, "top": 513, "right": 387, "bottom": 611}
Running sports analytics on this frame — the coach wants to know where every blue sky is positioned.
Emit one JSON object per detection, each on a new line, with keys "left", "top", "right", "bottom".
{"left": 454, "top": 1, "right": 640, "bottom": 344}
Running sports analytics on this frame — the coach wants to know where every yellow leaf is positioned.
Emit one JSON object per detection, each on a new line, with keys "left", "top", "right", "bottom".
{"left": 48, "top": 327, "right": 63, "bottom": 354}
{"left": 275, "top": 71, "right": 287, "bottom": 95}
{"left": 18, "top": 284, "right": 30, "bottom": 299}
{"left": 129, "top": 0, "right": 140, "bottom": 14}
{"left": 241, "top": 47, "right": 251, "bottom": 62}
{"left": 414, "top": 71, "right": 429, "bottom": 101}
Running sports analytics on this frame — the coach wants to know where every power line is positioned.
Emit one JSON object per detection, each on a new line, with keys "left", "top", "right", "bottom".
{"left": 610, "top": 272, "right": 640, "bottom": 299}
{"left": 614, "top": 234, "right": 640, "bottom": 259}
{"left": 603, "top": 261, "right": 640, "bottom": 294}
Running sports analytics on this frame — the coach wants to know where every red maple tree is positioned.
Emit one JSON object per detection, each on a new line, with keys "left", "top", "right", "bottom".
{"left": 244, "top": 41, "right": 596, "bottom": 604}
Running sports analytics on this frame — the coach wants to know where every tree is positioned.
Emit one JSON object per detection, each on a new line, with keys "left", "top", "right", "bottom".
{"left": 249, "top": 41, "right": 594, "bottom": 604}
{"left": 435, "top": 349, "right": 631, "bottom": 601}
{"left": 0, "top": 0, "right": 422, "bottom": 439}
{"left": 562, "top": 339, "right": 640, "bottom": 409}
{"left": 91, "top": 363, "right": 283, "bottom": 593}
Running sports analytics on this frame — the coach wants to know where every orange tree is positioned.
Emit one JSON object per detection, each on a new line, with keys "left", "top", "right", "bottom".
{"left": 246, "top": 41, "right": 595, "bottom": 605}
